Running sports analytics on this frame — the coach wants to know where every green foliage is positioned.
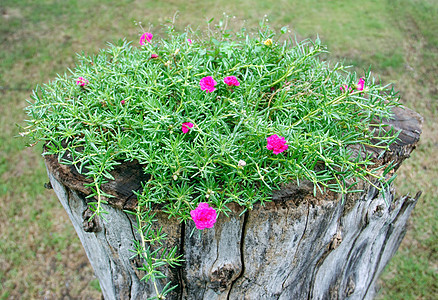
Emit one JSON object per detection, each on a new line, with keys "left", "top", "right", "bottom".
{"left": 22, "top": 22, "right": 400, "bottom": 295}
{"left": 89, "top": 279, "right": 102, "bottom": 292}
{"left": 372, "top": 49, "right": 405, "bottom": 70}
{"left": 1, "top": 0, "right": 435, "bottom": 298}
{"left": 379, "top": 250, "right": 438, "bottom": 299}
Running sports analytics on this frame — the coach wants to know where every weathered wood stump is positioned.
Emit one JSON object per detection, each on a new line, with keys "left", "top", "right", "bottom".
{"left": 45, "top": 106, "right": 422, "bottom": 300}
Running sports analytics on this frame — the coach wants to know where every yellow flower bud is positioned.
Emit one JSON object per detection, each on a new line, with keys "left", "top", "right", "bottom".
{"left": 264, "top": 38, "right": 273, "bottom": 46}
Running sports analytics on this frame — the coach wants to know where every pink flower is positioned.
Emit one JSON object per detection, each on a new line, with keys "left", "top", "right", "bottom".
{"left": 356, "top": 78, "right": 365, "bottom": 91}
{"left": 190, "top": 202, "right": 217, "bottom": 230}
{"left": 139, "top": 32, "right": 153, "bottom": 45}
{"left": 200, "top": 76, "right": 217, "bottom": 93}
{"left": 121, "top": 100, "right": 125, "bottom": 105}
{"left": 266, "top": 134, "right": 288, "bottom": 155}
{"left": 181, "top": 122, "right": 194, "bottom": 133}
{"left": 150, "top": 53, "right": 158, "bottom": 59}
{"left": 223, "top": 76, "right": 240, "bottom": 87}
{"left": 76, "top": 77, "right": 89, "bottom": 87}
{"left": 340, "top": 84, "right": 352, "bottom": 93}
{"left": 187, "top": 39, "right": 192, "bottom": 44}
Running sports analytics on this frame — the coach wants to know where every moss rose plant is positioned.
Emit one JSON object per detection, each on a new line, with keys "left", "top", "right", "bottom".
{"left": 21, "top": 22, "right": 400, "bottom": 298}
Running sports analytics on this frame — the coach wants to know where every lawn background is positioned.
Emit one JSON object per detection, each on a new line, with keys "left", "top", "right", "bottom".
{"left": 1, "top": 0, "right": 437, "bottom": 299}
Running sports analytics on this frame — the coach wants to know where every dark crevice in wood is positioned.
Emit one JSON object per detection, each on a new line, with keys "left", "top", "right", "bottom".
{"left": 82, "top": 207, "right": 101, "bottom": 232}
{"left": 339, "top": 189, "right": 392, "bottom": 298}
{"left": 124, "top": 210, "right": 142, "bottom": 283}
{"left": 363, "top": 191, "right": 421, "bottom": 299}
{"left": 336, "top": 210, "right": 367, "bottom": 299}
{"left": 276, "top": 199, "right": 313, "bottom": 297}
{"left": 363, "top": 211, "right": 394, "bottom": 299}
{"left": 305, "top": 201, "right": 344, "bottom": 300}
{"left": 371, "top": 194, "right": 404, "bottom": 275}
{"left": 103, "top": 226, "right": 116, "bottom": 297}
{"left": 122, "top": 216, "right": 134, "bottom": 300}
{"left": 124, "top": 211, "right": 140, "bottom": 300}
{"left": 295, "top": 200, "right": 311, "bottom": 263}
{"left": 227, "top": 209, "right": 248, "bottom": 300}
{"left": 125, "top": 212, "right": 138, "bottom": 251}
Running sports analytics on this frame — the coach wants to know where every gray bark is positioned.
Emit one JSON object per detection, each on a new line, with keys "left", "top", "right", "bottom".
{"left": 44, "top": 106, "right": 423, "bottom": 300}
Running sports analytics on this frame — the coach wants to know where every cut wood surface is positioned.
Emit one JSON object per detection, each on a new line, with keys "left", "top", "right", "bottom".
{"left": 45, "top": 106, "right": 423, "bottom": 300}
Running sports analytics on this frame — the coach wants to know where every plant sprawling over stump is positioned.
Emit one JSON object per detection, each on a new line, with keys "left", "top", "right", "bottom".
{"left": 22, "top": 24, "right": 400, "bottom": 297}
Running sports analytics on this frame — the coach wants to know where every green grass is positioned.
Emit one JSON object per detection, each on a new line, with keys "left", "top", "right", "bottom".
{"left": 1, "top": 0, "right": 437, "bottom": 298}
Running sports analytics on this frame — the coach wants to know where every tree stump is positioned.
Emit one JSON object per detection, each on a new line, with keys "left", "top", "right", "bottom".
{"left": 44, "top": 106, "right": 423, "bottom": 300}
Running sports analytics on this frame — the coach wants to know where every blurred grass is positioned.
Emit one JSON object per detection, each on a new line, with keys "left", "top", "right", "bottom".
{"left": 1, "top": 0, "right": 437, "bottom": 298}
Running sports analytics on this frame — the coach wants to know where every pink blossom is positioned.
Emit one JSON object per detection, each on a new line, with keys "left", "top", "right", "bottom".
{"left": 182, "top": 122, "right": 194, "bottom": 133}
{"left": 190, "top": 202, "right": 217, "bottom": 230}
{"left": 76, "top": 77, "right": 89, "bottom": 87}
{"left": 266, "top": 134, "right": 288, "bottom": 155}
{"left": 200, "top": 76, "right": 217, "bottom": 93}
{"left": 139, "top": 32, "right": 153, "bottom": 45}
{"left": 150, "top": 53, "right": 158, "bottom": 59}
{"left": 356, "top": 78, "right": 365, "bottom": 91}
{"left": 187, "top": 39, "right": 192, "bottom": 44}
{"left": 340, "top": 84, "right": 352, "bottom": 93}
{"left": 121, "top": 100, "right": 125, "bottom": 105}
{"left": 223, "top": 76, "right": 240, "bottom": 87}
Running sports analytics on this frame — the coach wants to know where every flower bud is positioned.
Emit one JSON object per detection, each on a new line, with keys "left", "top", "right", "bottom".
{"left": 264, "top": 38, "right": 273, "bottom": 46}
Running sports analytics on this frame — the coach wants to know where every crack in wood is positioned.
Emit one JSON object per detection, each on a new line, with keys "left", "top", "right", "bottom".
{"left": 227, "top": 210, "right": 248, "bottom": 300}
{"left": 304, "top": 201, "right": 343, "bottom": 300}
{"left": 363, "top": 192, "right": 421, "bottom": 299}
{"left": 82, "top": 207, "right": 101, "bottom": 232}
{"left": 294, "top": 200, "right": 311, "bottom": 263}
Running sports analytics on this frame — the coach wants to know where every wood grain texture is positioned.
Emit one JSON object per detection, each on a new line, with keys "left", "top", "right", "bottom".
{"left": 45, "top": 106, "right": 423, "bottom": 299}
